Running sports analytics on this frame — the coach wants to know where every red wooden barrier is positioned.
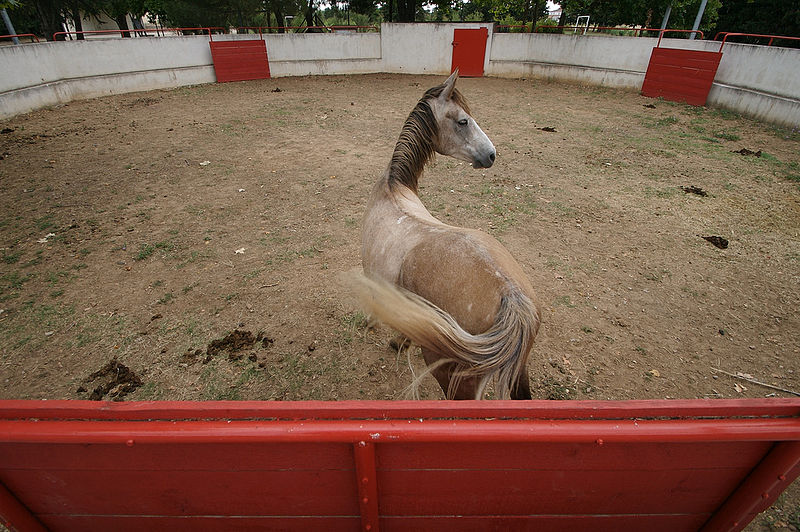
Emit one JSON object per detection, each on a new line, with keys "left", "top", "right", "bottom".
{"left": 209, "top": 39, "right": 270, "bottom": 83}
{"left": 0, "top": 399, "right": 799, "bottom": 532}
{"left": 641, "top": 29, "right": 720, "bottom": 106}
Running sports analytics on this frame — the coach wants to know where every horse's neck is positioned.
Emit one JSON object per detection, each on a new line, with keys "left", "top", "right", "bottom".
{"left": 368, "top": 171, "right": 439, "bottom": 227}
{"left": 386, "top": 100, "right": 437, "bottom": 194}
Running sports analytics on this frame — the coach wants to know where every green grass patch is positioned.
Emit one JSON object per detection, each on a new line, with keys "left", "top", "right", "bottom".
{"left": 553, "top": 295, "right": 575, "bottom": 308}
{"left": 713, "top": 130, "right": 740, "bottom": 141}
{"left": 135, "top": 241, "right": 175, "bottom": 261}
{"left": 1, "top": 271, "right": 34, "bottom": 292}
{"left": 2, "top": 250, "right": 22, "bottom": 264}
{"left": 21, "top": 251, "right": 44, "bottom": 268}
{"left": 35, "top": 214, "right": 57, "bottom": 232}
{"left": 782, "top": 161, "right": 800, "bottom": 182}
{"left": 339, "top": 311, "right": 368, "bottom": 344}
{"left": 656, "top": 116, "right": 679, "bottom": 127}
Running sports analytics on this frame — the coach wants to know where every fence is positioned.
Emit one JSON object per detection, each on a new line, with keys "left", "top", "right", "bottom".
{"left": 1, "top": 398, "right": 799, "bottom": 531}
{"left": 0, "top": 23, "right": 798, "bottom": 127}
{"left": 236, "top": 25, "right": 379, "bottom": 34}
{"left": 0, "top": 33, "right": 39, "bottom": 43}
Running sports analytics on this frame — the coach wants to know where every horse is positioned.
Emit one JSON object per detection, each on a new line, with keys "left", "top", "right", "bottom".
{"left": 355, "top": 70, "right": 541, "bottom": 400}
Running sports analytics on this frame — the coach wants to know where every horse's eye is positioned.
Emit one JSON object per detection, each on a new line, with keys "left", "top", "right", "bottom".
{"left": 458, "top": 118, "right": 468, "bottom": 126}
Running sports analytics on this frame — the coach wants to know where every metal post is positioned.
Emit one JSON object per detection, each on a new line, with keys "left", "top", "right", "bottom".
{"left": 660, "top": 5, "right": 672, "bottom": 30}
{"left": 690, "top": 0, "right": 708, "bottom": 39}
{"left": 1, "top": 9, "right": 20, "bottom": 45}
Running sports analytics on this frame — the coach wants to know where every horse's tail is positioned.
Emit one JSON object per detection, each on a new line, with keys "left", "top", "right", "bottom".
{"left": 352, "top": 274, "right": 540, "bottom": 399}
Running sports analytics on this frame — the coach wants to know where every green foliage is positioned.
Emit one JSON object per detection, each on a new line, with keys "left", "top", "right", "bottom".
{"left": 713, "top": 0, "right": 800, "bottom": 45}
{"left": 145, "top": 0, "right": 265, "bottom": 28}
{"left": 537, "top": 17, "right": 561, "bottom": 33}
{"left": 490, "top": 0, "right": 547, "bottom": 24}
{"left": 321, "top": 9, "right": 376, "bottom": 27}
{"left": 560, "top": 0, "right": 721, "bottom": 33}
{"left": 11, "top": 0, "right": 796, "bottom": 40}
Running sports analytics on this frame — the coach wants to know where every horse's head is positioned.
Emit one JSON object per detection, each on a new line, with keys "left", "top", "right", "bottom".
{"left": 429, "top": 69, "right": 496, "bottom": 169}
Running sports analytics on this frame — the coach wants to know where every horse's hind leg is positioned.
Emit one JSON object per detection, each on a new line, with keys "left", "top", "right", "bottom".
{"left": 512, "top": 371, "right": 532, "bottom": 400}
{"left": 389, "top": 334, "right": 411, "bottom": 353}
{"left": 421, "top": 348, "right": 480, "bottom": 400}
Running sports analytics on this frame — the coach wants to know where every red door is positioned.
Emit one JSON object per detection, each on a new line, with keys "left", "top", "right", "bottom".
{"left": 451, "top": 28, "right": 488, "bottom": 77}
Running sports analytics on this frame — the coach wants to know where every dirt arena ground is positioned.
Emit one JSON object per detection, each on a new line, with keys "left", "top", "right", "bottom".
{"left": 1, "top": 73, "right": 798, "bottom": 527}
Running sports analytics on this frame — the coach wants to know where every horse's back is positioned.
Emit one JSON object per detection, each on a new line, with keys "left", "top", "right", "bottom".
{"left": 399, "top": 228, "right": 536, "bottom": 335}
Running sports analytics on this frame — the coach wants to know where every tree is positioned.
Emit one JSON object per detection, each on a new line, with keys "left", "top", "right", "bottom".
{"left": 4, "top": 1, "right": 44, "bottom": 37}
{"left": 30, "top": 0, "right": 66, "bottom": 40}
{"left": 558, "top": 0, "right": 720, "bottom": 33}
{"left": 457, "top": 0, "right": 495, "bottom": 21}
{"left": 713, "top": 0, "right": 800, "bottom": 42}
{"left": 350, "top": 0, "right": 378, "bottom": 17}
{"left": 1, "top": 0, "right": 19, "bottom": 35}
{"left": 491, "top": 0, "right": 547, "bottom": 26}
{"left": 395, "top": 0, "right": 417, "bottom": 22}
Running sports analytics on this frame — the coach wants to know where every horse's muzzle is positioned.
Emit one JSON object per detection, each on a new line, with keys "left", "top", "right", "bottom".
{"left": 474, "top": 150, "right": 496, "bottom": 169}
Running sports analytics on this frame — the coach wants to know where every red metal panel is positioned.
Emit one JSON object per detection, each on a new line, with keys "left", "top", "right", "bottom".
{"left": 0, "top": 441, "right": 351, "bottom": 471}
{"left": 376, "top": 468, "right": 747, "bottom": 515}
{"left": 641, "top": 47, "right": 723, "bottom": 106}
{"left": 2, "top": 469, "right": 358, "bottom": 516}
{"left": 377, "top": 441, "right": 772, "bottom": 471}
{"left": 701, "top": 441, "right": 800, "bottom": 532}
{"left": 451, "top": 28, "right": 488, "bottom": 77}
{"left": 1, "top": 417, "right": 798, "bottom": 444}
{"left": 209, "top": 40, "right": 270, "bottom": 83}
{"left": 381, "top": 514, "right": 710, "bottom": 532}
{"left": 0, "top": 481, "right": 47, "bottom": 532}
{"left": 354, "top": 441, "right": 379, "bottom": 531}
{"left": 0, "top": 399, "right": 799, "bottom": 532}
{"left": 41, "top": 516, "right": 359, "bottom": 532}
{"left": 2, "top": 398, "right": 798, "bottom": 422}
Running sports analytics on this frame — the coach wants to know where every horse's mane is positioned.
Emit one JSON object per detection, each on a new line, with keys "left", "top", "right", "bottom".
{"left": 388, "top": 83, "right": 471, "bottom": 193}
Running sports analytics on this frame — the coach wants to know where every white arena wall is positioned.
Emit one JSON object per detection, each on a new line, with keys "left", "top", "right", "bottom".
{"left": 1, "top": 23, "right": 798, "bottom": 128}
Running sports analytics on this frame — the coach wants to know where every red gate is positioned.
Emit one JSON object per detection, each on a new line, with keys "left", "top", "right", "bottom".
{"left": 209, "top": 38, "right": 270, "bottom": 83}
{"left": 1, "top": 399, "right": 799, "bottom": 531}
{"left": 641, "top": 30, "right": 721, "bottom": 106}
{"left": 451, "top": 28, "right": 488, "bottom": 77}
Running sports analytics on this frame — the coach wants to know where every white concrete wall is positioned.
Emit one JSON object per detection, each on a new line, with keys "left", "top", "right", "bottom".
{"left": 489, "top": 33, "right": 650, "bottom": 89}
{"left": 0, "top": 37, "right": 215, "bottom": 118}
{"left": 488, "top": 32, "right": 799, "bottom": 127}
{"left": 265, "top": 33, "right": 381, "bottom": 76}
{"left": 1, "top": 25, "right": 798, "bottom": 128}
{"left": 212, "top": 32, "right": 383, "bottom": 76}
{"left": 382, "top": 22, "right": 494, "bottom": 75}
{"left": 1, "top": 36, "right": 214, "bottom": 93}
{"left": 711, "top": 42, "right": 799, "bottom": 100}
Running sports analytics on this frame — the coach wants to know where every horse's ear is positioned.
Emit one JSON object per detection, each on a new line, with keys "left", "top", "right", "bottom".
{"left": 441, "top": 68, "right": 459, "bottom": 101}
